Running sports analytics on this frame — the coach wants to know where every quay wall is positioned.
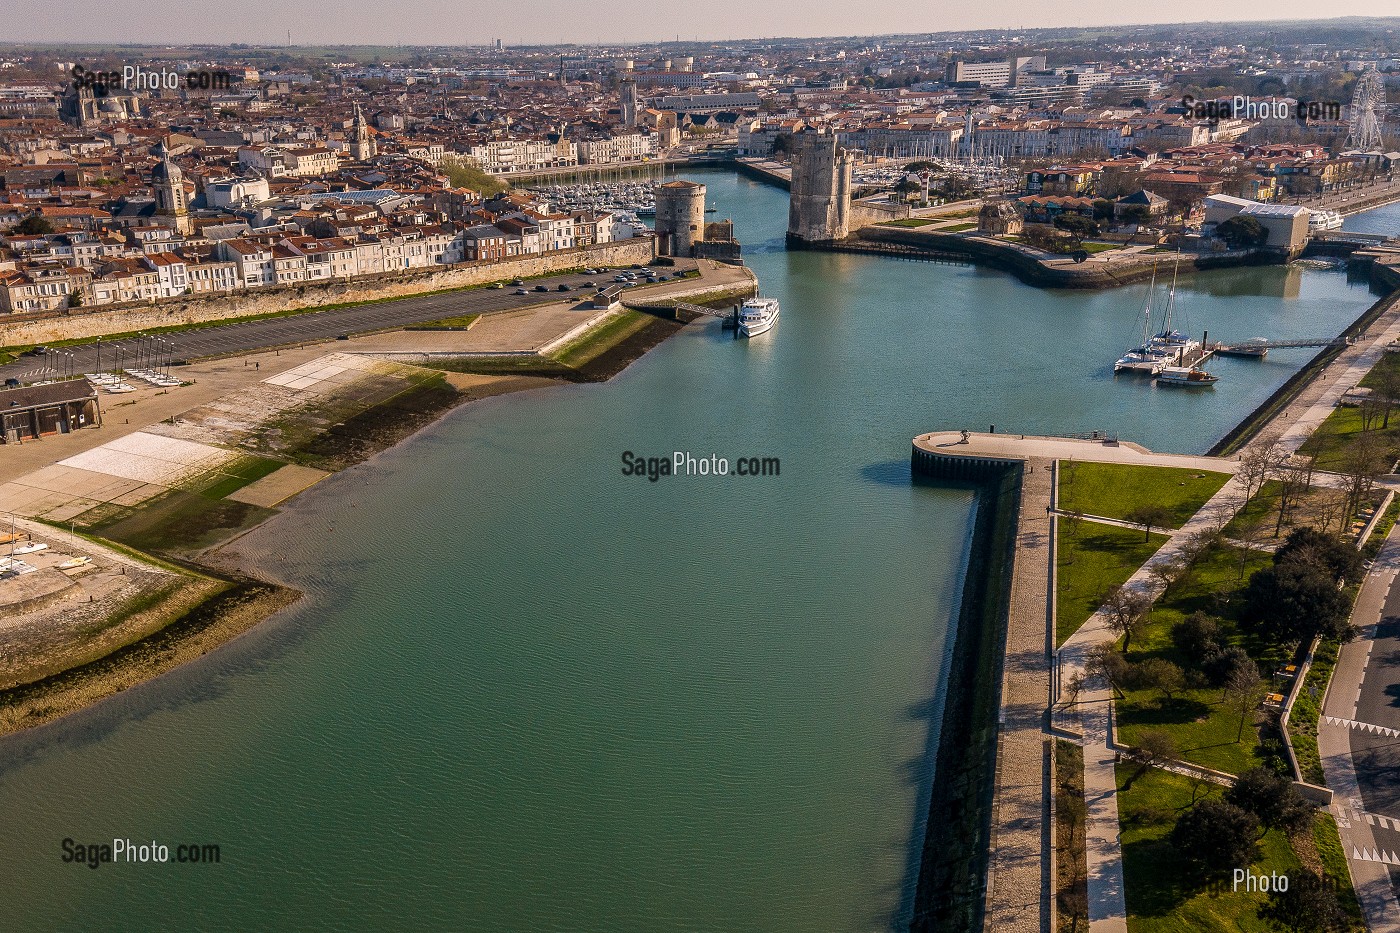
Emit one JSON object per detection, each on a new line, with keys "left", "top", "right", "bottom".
{"left": 909, "top": 447, "right": 1022, "bottom": 933}
{"left": 855, "top": 226, "right": 1281, "bottom": 289}
{"left": 732, "top": 159, "right": 792, "bottom": 191}
{"left": 0, "top": 239, "right": 657, "bottom": 347}
{"left": 1208, "top": 276, "right": 1400, "bottom": 456}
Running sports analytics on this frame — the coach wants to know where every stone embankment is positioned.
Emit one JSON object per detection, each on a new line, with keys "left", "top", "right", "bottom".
{"left": 0, "top": 238, "right": 656, "bottom": 347}
{"left": 854, "top": 226, "right": 1279, "bottom": 289}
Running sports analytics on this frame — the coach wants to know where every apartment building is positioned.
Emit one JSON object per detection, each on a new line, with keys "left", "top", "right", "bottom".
{"left": 577, "top": 133, "right": 656, "bottom": 165}
{"left": 466, "top": 138, "right": 579, "bottom": 175}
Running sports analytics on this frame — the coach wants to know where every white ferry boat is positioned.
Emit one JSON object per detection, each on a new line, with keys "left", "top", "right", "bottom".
{"left": 1308, "top": 209, "right": 1344, "bottom": 232}
{"left": 737, "top": 297, "right": 780, "bottom": 338}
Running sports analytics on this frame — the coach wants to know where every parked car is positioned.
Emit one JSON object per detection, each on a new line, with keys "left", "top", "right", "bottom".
{"left": 557, "top": 283, "right": 572, "bottom": 291}
{"left": 515, "top": 288, "right": 528, "bottom": 295}
{"left": 583, "top": 281, "right": 597, "bottom": 288}
{"left": 533, "top": 284, "right": 549, "bottom": 292}
{"left": 510, "top": 279, "right": 525, "bottom": 286}
{"left": 614, "top": 274, "right": 629, "bottom": 282}
{"left": 488, "top": 282, "right": 504, "bottom": 289}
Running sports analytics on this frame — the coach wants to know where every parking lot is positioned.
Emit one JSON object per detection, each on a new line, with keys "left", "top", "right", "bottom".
{"left": 1, "top": 262, "right": 698, "bottom": 386}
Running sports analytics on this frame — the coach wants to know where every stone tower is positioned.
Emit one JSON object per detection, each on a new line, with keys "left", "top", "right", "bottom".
{"left": 349, "top": 103, "right": 376, "bottom": 161}
{"left": 620, "top": 78, "right": 638, "bottom": 129}
{"left": 151, "top": 139, "right": 192, "bottom": 235}
{"left": 787, "top": 128, "right": 853, "bottom": 246}
{"left": 654, "top": 180, "right": 706, "bottom": 257}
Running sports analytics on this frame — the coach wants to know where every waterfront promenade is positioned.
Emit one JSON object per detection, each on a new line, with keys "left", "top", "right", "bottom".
{"left": 982, "top": 457, "right": 1052, "bottom": 933}
{"left": 913, "top": 276, "right": 1400, "bottom": 932}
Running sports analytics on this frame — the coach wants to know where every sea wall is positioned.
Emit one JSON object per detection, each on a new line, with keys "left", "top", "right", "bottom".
{"left": 909, "top": 450, "right": 1022, "bottom": 933}
{"left": 731, "top": 159, "right": 792, "bottom": 191}
{"left": 0, "top": 238, "right": 657, "bottom": 347}
{"left": 855, "top": 226, "right": 1280, "bottom": 289}
{"left": 1208, "top": 280, "right": 1400, "bottom": 456}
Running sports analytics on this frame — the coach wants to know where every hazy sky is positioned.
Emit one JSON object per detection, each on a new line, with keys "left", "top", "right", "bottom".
{"left": 3, "top": 0, "right": 1396, "bottom": 46}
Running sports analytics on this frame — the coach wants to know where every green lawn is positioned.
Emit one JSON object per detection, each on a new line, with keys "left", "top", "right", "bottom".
{"left": 406, "top": 313, "right": 481, "bottom": 330}
{"left": 941, "top": 222, "right": 977, "bottom": 232}
{"left": 1081, "top": 241, "right": 1121, "bottom": 254}
{"left": 551, "top": 308, "right": 655, "bottom": 369}
{"left": 1115, "top": 543, "right": 1284, "bottom": 776}
{"left": 1296, "top": 403, "right": 1400, "bottom": 474}
{"left": 1118, "top": 765, "right": 1304, "bottom": 933}
{"left": 1298, "top": 351, "right": 1400, "bottom": 472}
{"left": 1056, "top": 523, "right": 1167, "bottom": 645}
{"left": 879, "top": 218, "right": 937, "bottom": 228}
{"left": 1059, "top": 462, "right": 1231, "bottom": 528}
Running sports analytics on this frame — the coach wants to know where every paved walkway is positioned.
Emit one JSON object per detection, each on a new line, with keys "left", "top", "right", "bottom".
{"left": 984, "top": 458, "right": 1053, "bottom": 933}
{"left": 1321, "top": 523, "right": 1400, "bottom": 933}
{"left": 915, "top": 431, "right": 1239, "bottom": 473}
{"left": 919, "top": 274, "right": 1400, "bottom": 933}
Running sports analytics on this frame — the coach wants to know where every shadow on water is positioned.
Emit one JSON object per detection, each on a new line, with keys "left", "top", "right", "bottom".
{"left": 880, "top": 685, "right": 951, "bottom": 932}
{"left": 861, "top": 459, "right": 914, "bottom": 488}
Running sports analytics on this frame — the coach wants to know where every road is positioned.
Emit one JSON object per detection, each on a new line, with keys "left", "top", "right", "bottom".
{"left": 1321, "top": 524, "right": 1400, "bottom": 933}
{"left": 1, "top": 262, "right": 694, "bottom": 385}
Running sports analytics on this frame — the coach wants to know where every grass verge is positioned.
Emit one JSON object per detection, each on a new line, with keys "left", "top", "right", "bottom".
{"left": 1055, "top": 739, "right": 1088, "bottom": 933}
{"left": 1059, "top": 462, "right": 1231, "bottom": 528}
{"left": 1285, "top": 638, "right": 1338, "bottom": 785}
{"left": 1057, "top": 522, "right": 1167, "bottom": 645}
{"left": 1118, "top": 764, "right": 1304, "bottom": 932}
{"left": 1115, "top": 543, "right": 1281, "bottom": 776}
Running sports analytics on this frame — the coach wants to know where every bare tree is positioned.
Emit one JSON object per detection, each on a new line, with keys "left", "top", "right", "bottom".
{"left": 1271, "top": 457, "right": 1312, "bottom": 538}
{"left": 1341, "top": 431, "right": 1387, "bottom": 522}
{"left": 1086, "top": 643, "right": 1132, "bottom": 699}
{"left": 1148, "top": 555, "right": 1186, "bottom": 596}
{"left": 1177, "top": 527, "right": 1221, "bottom": 567}
{"left": 1065, "top": 509, "right": 1086, "bottom": 539}
{"left": 1360, "top": 395, "right": 1386, "bottom": 433}
{"left": 1238, "top": 439, "right": 1284, "bottom": 503}
{"left": 1224, "top": 663, "right": 1264, "bottom": 743}
{"left": 1101, "top": 584, "right": 1152, "bottom": 652}
{"left": 1126, "top": 504, "right": 1174, "bottom": 542}
{"left": 1374, "top": 358, "right": 1400, "bottom": 430}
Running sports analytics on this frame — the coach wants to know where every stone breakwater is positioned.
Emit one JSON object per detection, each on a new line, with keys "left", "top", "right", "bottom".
{"left": 853, "top": 226, "right": 1281, "bottom": 289}
{"left": 0, "top": 238, "right": 657, "bottom": 347}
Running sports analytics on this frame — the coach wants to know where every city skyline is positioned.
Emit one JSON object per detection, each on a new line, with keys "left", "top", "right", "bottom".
{"left": 4, "top": 1, "right": 1399, "bottom": 47}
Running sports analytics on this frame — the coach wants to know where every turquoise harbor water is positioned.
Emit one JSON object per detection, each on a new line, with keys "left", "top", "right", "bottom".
{"left": 0, "top": 171, "right": 1392, "bottom": 932}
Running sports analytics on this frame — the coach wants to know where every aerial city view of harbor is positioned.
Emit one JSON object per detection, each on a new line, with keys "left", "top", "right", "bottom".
{"left": 2, "top": 2, "right": 1400, "bottom": 931}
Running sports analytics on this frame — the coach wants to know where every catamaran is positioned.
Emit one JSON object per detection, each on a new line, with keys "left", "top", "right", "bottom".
{"left": 737, "top": 297, "right": 780, "bottom": 338}
{"left": 1115, "top": 265, "right": 1165, "bottom": 374}
{"left": 1114, "top": 253, "right": 1201, "bottom": 374}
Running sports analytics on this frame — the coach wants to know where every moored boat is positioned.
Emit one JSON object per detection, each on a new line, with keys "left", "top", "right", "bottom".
{"left": 737, "top": 297, "right": 780, "bottom": 338}
{"left": 1156, "top": 365, "right": 1218, "bottom": 387}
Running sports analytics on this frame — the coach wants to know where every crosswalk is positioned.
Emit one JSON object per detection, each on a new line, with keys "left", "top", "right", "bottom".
{"left": 1323, "top": 715, "right": 1400, "bottom": 738}
{"left": 1351, "top": 846, "right": 1400, "bottom": 865}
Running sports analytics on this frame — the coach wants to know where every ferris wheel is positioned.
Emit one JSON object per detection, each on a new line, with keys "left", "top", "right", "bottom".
{"left": 1347, "top": 66, "right": 1386, "bottom": 151}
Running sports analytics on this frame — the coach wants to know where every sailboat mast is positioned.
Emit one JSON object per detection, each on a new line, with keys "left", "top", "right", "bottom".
{"left": 1141, "top": 264, "right": 1157, "bottom": 343}
{"left": 1162, "top": 250, "right": 1182, "bottom": 334}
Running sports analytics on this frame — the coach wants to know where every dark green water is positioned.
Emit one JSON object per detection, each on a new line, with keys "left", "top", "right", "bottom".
{"left": 0, "top": 170, "right": 1387, "bottom": 932}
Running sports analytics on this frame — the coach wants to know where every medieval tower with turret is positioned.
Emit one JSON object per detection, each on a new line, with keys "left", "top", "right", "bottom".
{"left": 786, "top": 128, "right": 854, "bottom": 246}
